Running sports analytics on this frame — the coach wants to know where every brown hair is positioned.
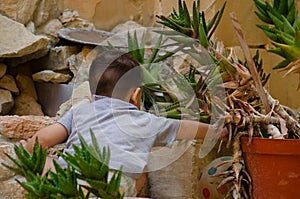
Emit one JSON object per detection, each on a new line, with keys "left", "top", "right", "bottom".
{"left": 89, "top": 50, "right": 142, "bottom": 99}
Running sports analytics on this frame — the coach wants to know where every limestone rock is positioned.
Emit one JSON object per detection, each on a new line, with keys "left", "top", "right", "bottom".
{"left": 0, "top": 74, "right": 19, "bottom": 95}
{"left": 0, "top": 135, "right": 18, "bottom": 145}
{"left": 17, "top": 0, "right": 39, "bottom": 25}
{"left": 0, "top": 14, "right": 50, "bottom": 58}
{"left": 0, "top": 89, "right": 14, "bottom": 115}
{"left": 0, "top": 142, "right": 16, "bottom": 180}
{"left": 32, "top": 70, "right": 72, "bottom": 84}
{"left": 111, "top": 20, "right": 142, "bottom": 33}
{"left": 0, "top": 176, "right": 25, "bottom": 199}
{"left": 10, "top": 94, "right": 44, "bottom": 116}
{"left": 0, "top": 0, "right": 38, "bottom": 25}
{"left": 26, "top": 21, "right": 35, "bottom": 33}
{"left": 68, "top": 51, "right": 86, "bottom": 84}
{"left": 56, "top": 81, "right": 91, "bottom": 118}
{"left": 40, "top": 18, "right": 63, "bottom": 38}
{"left": 69, "top": 46, "right": 98, "bottom": 85}
{"left": 32, "top": 46, "right": 81, "bottom": 71}
{"left": 58, "top": 9, "right": 79, "bottom": 24}
{"left": 68, "top": 53, "right": 83, "bottom": 75}
{"left": 55, "top": 100, "right": 71, "bottom": 119}
{"left": 64, "top": 18, "right": 95, "bottom": 30}
{"left": 0, "top": 63, "right": 7, "bottom": 78}
{"left": 33, "top": 0, "right": 64, "bottom": 27}
{"left": 0, "top": 0, "right": 18, "bottom": 20}
{"left": 16, "top": 74, "right": 38, "bottom": 100}
{"left": 5, "top": 47, "right": 49, "bottom": 67}
{"left": 0, "top": 115, "right": 55, "bottom": 139}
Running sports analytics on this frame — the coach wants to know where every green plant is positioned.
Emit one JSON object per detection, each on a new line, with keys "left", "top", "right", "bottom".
{"left": 254, "top": 0, "right": 300, "bottom": 88}
{"left": 126, "top": 30, "right": 210, "bottom": 121}
{"left": 125, "top": 0, "right": 228, "bottom": 122}
{"left": 2, "top": 138, "right": 47, "bottom": 179}
{"left": 2, "top": 130, "right": 124, "bottom": 199}
{"left": 156, "top": 0, "right": 226, "bottom": 47}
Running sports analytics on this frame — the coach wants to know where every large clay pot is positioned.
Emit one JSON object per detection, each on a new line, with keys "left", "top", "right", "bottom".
{"left": 241, "top": 137, "right": 300, "bottom": 199}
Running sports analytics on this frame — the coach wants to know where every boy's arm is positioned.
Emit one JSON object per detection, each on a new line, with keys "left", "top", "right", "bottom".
{"left": 176, "top": 120, "right": 228, "bottom": 140}
{"left": 20, "top": 123, "right": 68, "bottom": 153}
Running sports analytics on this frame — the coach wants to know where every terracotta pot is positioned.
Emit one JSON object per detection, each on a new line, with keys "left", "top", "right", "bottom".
{"left": 241, "top": 137, "right": 300, "bottom": 199}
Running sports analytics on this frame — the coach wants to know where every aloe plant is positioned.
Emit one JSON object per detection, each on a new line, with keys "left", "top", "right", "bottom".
{"left": 126, "top": 30, "right": 206, "bottom": 121}
{"left": 254, "top": 0, "right": 300, "bottom": 88}
{"left": 2, "top": 130, "right": 124, "bottom": 199}
{"left": 156, "top": 0, "right": 226, "bottom": 47}
{"left": 2, "top": 138, "right": 47, "bottom": 179}
{"left": 125, "top": 0, "right": 228, "bottom": 122}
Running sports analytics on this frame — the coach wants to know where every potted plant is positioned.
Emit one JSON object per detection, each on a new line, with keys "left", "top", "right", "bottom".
{"left": 127, "top": 0, "right": 300, "bottom": 198}
{"left": 235, "top": 0, "right": 300, "bottom": 198}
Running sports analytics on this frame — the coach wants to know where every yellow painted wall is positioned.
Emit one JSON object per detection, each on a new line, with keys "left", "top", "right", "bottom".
{"left": 63, "top": 0, "right": 214, "bottom": 30}
{"left": 63, "top": 0, "right": 300, "bottom": 109}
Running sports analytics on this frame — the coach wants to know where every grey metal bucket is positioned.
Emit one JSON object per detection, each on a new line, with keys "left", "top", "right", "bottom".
{"left": 35, "top": 82, "right": 73, "bottom": 117}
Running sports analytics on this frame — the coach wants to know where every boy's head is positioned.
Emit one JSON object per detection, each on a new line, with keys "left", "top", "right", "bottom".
{"left": 89, "top": 50, "right": 143, "bottom": 105}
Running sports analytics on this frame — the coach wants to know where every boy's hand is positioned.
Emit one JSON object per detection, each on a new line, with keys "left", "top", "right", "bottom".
{"left": 18, "top": 123, "right": 69, "bottom": 154}
{"left": 19, "top": 139, "right": 27, "bottom": 146}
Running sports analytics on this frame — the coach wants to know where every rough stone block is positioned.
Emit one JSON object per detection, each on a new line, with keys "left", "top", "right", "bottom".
{"left": 31, "top": 46, "right": 81, "bottom": 71}
{"left": 0, "top": 0, "right": 38, "bottom": 25}
{"left": 0, "top": 115, "right": 55, "bottom": 139}
{"left": 33, "top": 0, "right": 64, "bottom": 27}
{"left": 10, "top": 94, "right": 44, "bottom": 116}
{"left": 0, "top": 142, "right": 16, "bottom": 181}
{"left": 16, "top": 74, "right": 38, "bottom": 100}
{"left": 0, "top": 75, "right": 19, "bottom": 96}
{"left": 32, "top": 70, "right": 72, "bottom": 84}
{"left": 5, "top": 48, "right": 49, "bottom": 67}
{"left": 0, "top": 89, "right": 14, "bottom": 115}
{"left": 0, "top": 176, "right": 25, "bottom": 199}
{"left": 16, "top": 0, "right": 39, "bottom": 25}
{"left": 0, "top": 14, "right": 50, "bottom": 58}
{"left": 0, "top": 63, "right": 7, "bottom": 78}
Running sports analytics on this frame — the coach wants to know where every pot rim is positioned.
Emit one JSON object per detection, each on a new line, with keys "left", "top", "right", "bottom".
{"left": 241, "top": 137, "right": 300, "bottom": 155}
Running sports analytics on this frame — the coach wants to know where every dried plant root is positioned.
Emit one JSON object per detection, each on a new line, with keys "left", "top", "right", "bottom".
{"left": 265, "top": 89, "right": 300, "bottom": 138}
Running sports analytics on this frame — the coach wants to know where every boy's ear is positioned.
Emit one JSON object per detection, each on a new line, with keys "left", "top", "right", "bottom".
{"left": 130, "top": 88, "right": 142, "bottom": 109}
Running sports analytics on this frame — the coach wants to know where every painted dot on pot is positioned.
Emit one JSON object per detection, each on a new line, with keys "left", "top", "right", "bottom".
{"left": 202, "top": 188, "right": 210, "bottom": 198}
{"left": 208, "top": 167, "right": 217, "bottom": 175}
{"left": 220, "top": 156, "right": 232, "bottom": 161}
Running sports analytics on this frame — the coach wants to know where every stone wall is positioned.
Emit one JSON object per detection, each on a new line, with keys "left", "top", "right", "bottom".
{"left": 0, "top": 0, "right": 95, "bottom": 117}
{"left": 0, "top": 1, "right": 104, "bottom": 197}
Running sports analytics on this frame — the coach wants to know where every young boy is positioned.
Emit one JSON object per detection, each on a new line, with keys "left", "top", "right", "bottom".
{"left": 21, "top": 50, "right": 228, "bottom": 196}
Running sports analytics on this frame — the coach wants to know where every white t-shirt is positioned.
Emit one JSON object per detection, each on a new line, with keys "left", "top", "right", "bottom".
{"left": 57, "top": 95, "right": 180, "bottom": 179}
